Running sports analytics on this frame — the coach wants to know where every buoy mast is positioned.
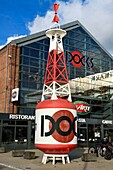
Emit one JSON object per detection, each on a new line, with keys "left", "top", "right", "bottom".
{"left": 41, "top": 4, "right": 71, "bottom": 101}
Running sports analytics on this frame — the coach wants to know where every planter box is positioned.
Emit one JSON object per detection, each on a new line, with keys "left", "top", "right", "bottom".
{"left": 81, "top": 153, "right": 97, "bottom": 162}
{"left": 12, "top": 150, "right": 24, "bottom": 157}
{"left": 0, "top": 146, "right": 5, "bottom": 153}
{"left": 23, "top": 151, "right": 35, "bottom": 159}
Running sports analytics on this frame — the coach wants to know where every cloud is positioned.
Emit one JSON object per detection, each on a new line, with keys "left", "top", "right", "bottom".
{"left": 0, "top": 35, "right": 26, "bottom": 50}
{"left": 27, "top": 10, "right": 54, "bottom": 33}
{"left": 27, "top": 0, "right": 113, "bottom": 55}
{"left": 0, "top": 45, "right": 5, "bottom": 50}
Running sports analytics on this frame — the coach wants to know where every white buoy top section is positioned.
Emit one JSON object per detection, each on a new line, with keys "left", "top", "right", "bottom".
{"left": 46, "top": 28, "right": 66, "bottom": 52}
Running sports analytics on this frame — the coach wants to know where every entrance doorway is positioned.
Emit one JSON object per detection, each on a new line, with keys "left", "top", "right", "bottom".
{"left": 88, "top": 124, "right": 101, "bottom": 147}
{"left": 78, "top": 122, "right": 102, "bottom": 147}
{"left": 103, "top": 124, "right": 113, "bottom": 142}
{"left": 78, "top": 122, "right": 88, "bottom": 147}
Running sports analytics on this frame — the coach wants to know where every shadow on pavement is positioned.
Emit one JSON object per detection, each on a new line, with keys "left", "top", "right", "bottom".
{"left": 0, "top": 165, "right": 5, "bottom": 170}
{"left": 69, "top": 147, "right": 86, "bottom": 160}
{"left": 83, "top": 162, "right": 88, "bottom": 170}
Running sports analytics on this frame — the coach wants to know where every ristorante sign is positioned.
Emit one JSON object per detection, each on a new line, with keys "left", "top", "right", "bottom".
{"left": 9, "top": 114, "right": 35, "bottom": 120}
{"left": 73, "top": 101, "right": 91, "bottom": 115}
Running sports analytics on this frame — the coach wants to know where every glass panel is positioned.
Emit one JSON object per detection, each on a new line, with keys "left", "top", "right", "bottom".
{"left": 16, "top": 121, "right": 28, "bottom": 125}
{"left": 22, "top": 56, "right": 29, "bottom": 65}
{"left": 2, "top": 127, "right": 14, "bottom": 143}
{"left": 16, "top": 127, "right": 27, "bottom": 143}
{"left": 88, "top": 124, "right": 101, "bottom": 147}
{"left": 23, "top": 47, "right": 30, "bottom": 55}
{"left": 30, "top": 49, "right": 39, "bottom": 57}
{"left": 78, "top": 122, "right": 87, "bottom": 147}
{"left": 3, "top": 120, "right": 15, "bottom": 125}
{"left": 30, "top": 58, "right": 39, "bottom": 67}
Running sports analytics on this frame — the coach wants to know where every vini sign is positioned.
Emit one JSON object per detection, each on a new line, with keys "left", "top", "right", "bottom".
{"left": 73, "top": 101, "right": 90, "bottom": 115}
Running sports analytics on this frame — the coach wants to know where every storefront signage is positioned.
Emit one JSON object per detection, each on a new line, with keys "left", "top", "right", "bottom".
{"left": 89, "top": 70, "right": 113, "bottom": 81}
{"left": 77, "top": 118, "right": 86, "bottom": 123}
{"left": 9, "top": 114, "right": 35, "bottom": 120}
{"left": 65, "top": 50, "right": 94, "bottom": 68}
{"left": 41, "top": 114, "right": 77, "bottom": 137}
{"left": 102, "top": 120, "right": 112, "bottom": 124}
{"left": 73, "top": 101, "right": 90, "bottom": 115}
{"left": 11, "top": 88, "right": 19, "bottom": 102}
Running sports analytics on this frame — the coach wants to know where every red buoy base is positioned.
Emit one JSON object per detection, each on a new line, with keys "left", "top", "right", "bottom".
{"left": 35, "top": 144, "right": 77, "bottom": 154}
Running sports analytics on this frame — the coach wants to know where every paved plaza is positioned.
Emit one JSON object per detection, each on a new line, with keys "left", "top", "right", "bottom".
{"left": 0, "top": 147, "right": 113, "bottom": 170}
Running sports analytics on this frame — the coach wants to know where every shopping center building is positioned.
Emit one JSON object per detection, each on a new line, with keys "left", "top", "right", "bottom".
{"left": 0, "top": 20, "right": 113, "bottom": 150}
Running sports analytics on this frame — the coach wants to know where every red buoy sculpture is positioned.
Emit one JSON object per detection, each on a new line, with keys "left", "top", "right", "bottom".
{"left": 35, "top": 4, "right": 77, "bottom": 156}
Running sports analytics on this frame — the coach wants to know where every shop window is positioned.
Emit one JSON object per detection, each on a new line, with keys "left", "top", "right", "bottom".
{"left": 78, "top": 122, "right": 87, "bottom": 147}
{"left": 3, "top": 120, "right": 15, "bottom": 125}
{"left": 16, "top": 127, "right": 27, "bottom": 143}
{"left": 2, "top": 127, "right": 14, "bottom": 144}
{"left": 16, "top": 121, "right": 28, "bottom": 125}
{"left": 88, "top": 124, "right": 101, "bottom": 146}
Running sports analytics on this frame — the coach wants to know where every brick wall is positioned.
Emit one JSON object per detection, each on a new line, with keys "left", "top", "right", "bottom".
{"left": 0, "top": 44, "right": 19, "bottom": 114}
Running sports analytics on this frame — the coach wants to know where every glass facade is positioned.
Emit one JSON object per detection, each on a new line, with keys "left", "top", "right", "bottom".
{"left": 18, "top": 39, "right": 49, "bottom": 114}
{"left": 18, "top": 24, "right": 113, "bottom": 131}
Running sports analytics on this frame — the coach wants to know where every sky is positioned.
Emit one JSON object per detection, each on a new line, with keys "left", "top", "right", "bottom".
{"left": 0, "top": 0, "right": 113, "bottom": 55}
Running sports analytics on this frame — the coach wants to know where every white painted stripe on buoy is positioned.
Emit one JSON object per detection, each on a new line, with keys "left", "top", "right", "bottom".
{"left": 0, "top": 163, "right": 22, "bottom": 170}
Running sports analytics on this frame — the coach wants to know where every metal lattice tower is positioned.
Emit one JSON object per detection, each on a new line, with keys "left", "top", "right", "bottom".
{"left": 41, "top": 4, "right": 71, "bottom": 101}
